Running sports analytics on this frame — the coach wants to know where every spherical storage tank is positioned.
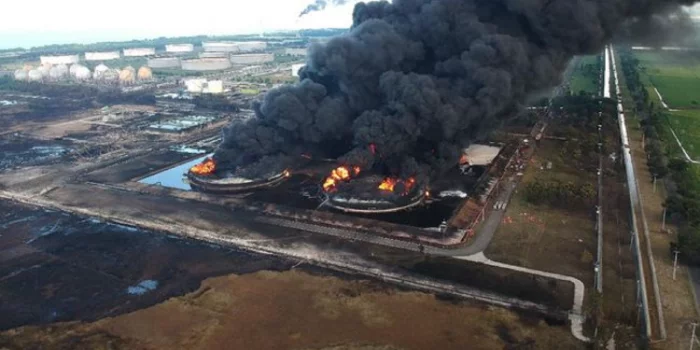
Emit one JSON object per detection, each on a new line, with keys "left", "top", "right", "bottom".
{"left": 137, "top": 66, "right": 152, "bottom": 80}
{"left": 70, "top": 64, "right": 91, "bottom": 80}
{"left": 103, "top": 69, "right": 120, "bottom": 82}
{"left": 14, "top": 69, "right": 28, "bottom": 81}
{"left": 93, "top": 64, "right": 110, "bottom": 80}
{"left": 49, "top": 64, "right": 69, "bottom": 80}
{"left": 119, "top": 68, "right": 135, "bottom": 84}
{"left": 27, "top": 69, "right": 43, "bottom": 81}
{"left": 38, "top": 65, "right": 51, "bottom": 78}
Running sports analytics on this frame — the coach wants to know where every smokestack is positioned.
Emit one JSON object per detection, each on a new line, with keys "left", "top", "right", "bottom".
{"left": 216, "top": 0, "right": 700, "bottom": 181}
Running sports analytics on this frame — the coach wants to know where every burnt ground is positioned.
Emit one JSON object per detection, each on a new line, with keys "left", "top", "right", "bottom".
{"left": 0, "top": 201, "right": 292, "bottom": 331}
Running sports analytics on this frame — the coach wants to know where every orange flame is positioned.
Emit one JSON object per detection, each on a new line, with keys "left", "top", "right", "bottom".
{"left": 378, "top": 176, "right": 416, "bottom": 195}
{"left": 459, "top": 154, "right": 469, "bottom": 165}
{"left": 323, "top": 165, "right": 358, "bottom": 192}
{"left": 378, "top": 177, "right": 398, "bottom": 192}
{"left": 190, "top": 157, "right": 216, "bottom": 176}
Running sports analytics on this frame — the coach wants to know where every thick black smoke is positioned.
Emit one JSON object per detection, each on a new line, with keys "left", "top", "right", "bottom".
{"left": 620, "top": 7, "right": 697, "bottom": 47}
{"left": 216, "top": 0, "right": 699, "bottom": 181}
{"left": 300, "top": 0, "right": 348, "bottom": 17}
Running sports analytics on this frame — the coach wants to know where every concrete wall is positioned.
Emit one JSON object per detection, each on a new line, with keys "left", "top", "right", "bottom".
{"left": 181, "top": 58, "right": 231, "bottom": 71}
{"left": 230, "top": 53, "right": 274, "bottom": 65}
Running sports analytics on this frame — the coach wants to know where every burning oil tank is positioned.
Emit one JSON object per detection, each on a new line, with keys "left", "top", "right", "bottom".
{"left": 321, "top": 166, "right": 428, "bottom": 214}
{"left": 185, "top": 157, "right": 291, "bottom": 194}
{"left": 137, "top": 66, "right": 153, "bottom": 80}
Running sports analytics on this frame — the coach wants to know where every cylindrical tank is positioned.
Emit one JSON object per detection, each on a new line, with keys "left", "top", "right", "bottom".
{"left": 137, "top": 66, "right": 153, "bottom": 80}
{"left": 229, "top": 54, "right": 274, "bottom": 65}
{"left": 181, "top": 58, "right": 231, "bottom": 71}
{"left": 85, "top": 51, "right": 120, "bottom": 61}
{"left": 49, "top": 64, "right": 69, "bottom": 80}
{"left": 147, "top": 57, "right": 181, "bottom": 69}
{"left": 70, "top": 64, "right": 91, "bottom": 80}
{"left": 27, "top": 69, "right": 43, "bottom": 81}
{"left": 14, "top": 69, "right": 28, "bottom": 81}
{"left": 40, "top": 55, "right": 80, "bottom": 65}
{"left": 123, "top": 48, "right": 156, "bottom": 57}
{"left": 165, "top": 44, "right": 194, "bottom": 53}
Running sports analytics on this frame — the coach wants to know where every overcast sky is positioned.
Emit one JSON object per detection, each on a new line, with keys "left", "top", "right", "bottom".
{"left": 0, "top": 0, "right": 359, "bottom": 49}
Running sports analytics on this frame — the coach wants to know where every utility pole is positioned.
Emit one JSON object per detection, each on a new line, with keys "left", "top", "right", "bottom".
{"left": 690, "top": 322, "right": 698, "bottom": 350}
{"left": 662, "top": 207, "right": 667, "bottom": 231}
{"left": 674, "top": 250, "right": 680, "bottom": 281}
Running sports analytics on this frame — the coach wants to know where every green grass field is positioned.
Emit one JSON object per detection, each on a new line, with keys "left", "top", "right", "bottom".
{"left": 238, "top": 88, "right": 260, "bottom": 95}
{"left": 667, "top": 110, "right": 700, "bottom": 159}
{"left": 634, "top": 51, "right": 700, "bottom": 109}
{"left": 569, "top": 55, "right": 600, "bottom": 96}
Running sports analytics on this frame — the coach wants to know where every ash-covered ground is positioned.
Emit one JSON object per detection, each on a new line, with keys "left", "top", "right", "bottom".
{"left": 0, "top": 201, "right": 292, "bottom": 330}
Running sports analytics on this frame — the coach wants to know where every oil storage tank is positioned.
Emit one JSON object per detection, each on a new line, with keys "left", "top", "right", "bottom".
{"left": 40, "top": 55, "right": 80, "bottom": 65}
{"left": 70, "top": 64, "right": 91, "bottom": 80}
{"left": 148, "top": 57, "right": 181, "bottom": 69}
{"left": 123, "top": 48, "right": 156, "bottom": 57}
{"left": 49, "top": 64, "right": 69, "bottom": 80}
{"left": 230, "top": 53, "right": 274, "bottom": 65}
{"left": 85, "top": 51, "right": 121, "bottom": 61}
{"left": 181, "top": 58, "right": 231, "bottom": 71}
{"left": 165, "top": 44, "right": 194, "bottom": 53}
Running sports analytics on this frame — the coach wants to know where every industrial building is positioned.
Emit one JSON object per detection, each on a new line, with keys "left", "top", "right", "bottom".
{"left": 181, "top": 58, "right": 231, "bottom": 71}
{"left": 230, "top": 53, "right": 274, "bottom": 65}
{"left": 148, "top": 57, "right": 181, "bottom": 69}
{"left": 85, "top": 51, "right": 121, "bottom": 61}
{"left": 184, "top": 79, "right": 224, "bottom": 94}
{"left": 285, "top": 48, "right": 307, "bottom": 56}
{"left": 123, "top": 48, "right": 156, "bottom": 57}
{"left": 165, "top": 44, "right": 194, "bottom": 53}
{"left": 291, "top": 63, "right": 306, "bottom": 77}
{"left": 40, "top": 55, "right": 80, "bottom": 65}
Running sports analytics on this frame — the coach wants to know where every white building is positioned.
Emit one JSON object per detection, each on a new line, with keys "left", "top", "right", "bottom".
{"left": 165, "top": 44, "right": 194, "bottom": 53}
{"left": 40, "top": 55, "right": 80, "bottom": 65}
{"left": 291, "top": 63, "right": 306, "bottom": 77}
{"left": 230, "top": 53, "right": 274, "bottom": 65}
{"left": 123, "top": 48, "right": 156, "bottom": 57}
{"left": 460, "top": 144, "right": 502, "bottom": 167}
{"left": 185, "top": 79, "right": 208, "bottom": 93}
{"left": 204, "top": 80, "right": 224, "bottom": 94}
{"left": 85, "top": 51, "right": 121, "bottom": 61}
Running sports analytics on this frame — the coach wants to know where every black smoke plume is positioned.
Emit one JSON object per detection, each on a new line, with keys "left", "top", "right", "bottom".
{"left": 620, "top": 7, "right": 697, "bottom": 47}
{"left": 216, "top": 0, "right": 700, "bottom": 182}
{"left": 300, "top": 0, "right": 348, "bottom": 17}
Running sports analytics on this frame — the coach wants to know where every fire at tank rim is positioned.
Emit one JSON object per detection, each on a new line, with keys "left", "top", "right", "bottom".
{"left": 324, "top": 186, "right": 429, "bottom": 214}
{"left": 186, "top": 167, "right": 291, "bottom": 186}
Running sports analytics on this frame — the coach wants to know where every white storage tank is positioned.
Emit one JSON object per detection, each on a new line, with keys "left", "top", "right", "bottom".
{"left": 49, "top": 64, "right": 69, "bottom": 80}
{"left": 27, "top": 69, "right": 43, "bottom": 81}
{"left": 85, "top": 51, "right": 121, "bottom": 61}
{"left": 202, "top": 42, "right": 240, "bottom": 53}
{"left": 70, "top": 64, "right": 91, "bottom": 80}
{"left": 37, "top": 65, "right": 51, "bottom": 78}
{"left": 165, "top": 44, "right": 194, "bottom": 53}
{"left": 147, "top": 57, "right": 181, "bottom": 69}
{"left": 236, "top": 41, "right": 267, "bottom": 53}
{"left": 93, "top": 64, "right": 110, "bottom": 80}
{"left": 181, "top": 58, "right": 231, "bottom": 71}
{"left": 230, "top": 53, "right": 274, "bottom": 65}
{"left": 14, "top": 69, "right": 28, "bottom": 81}
{"left": 123, "top": 48, "right": 156, "bottom": 57}
{"left": 40, "top": 55, "right": 80, "bottom": 65}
